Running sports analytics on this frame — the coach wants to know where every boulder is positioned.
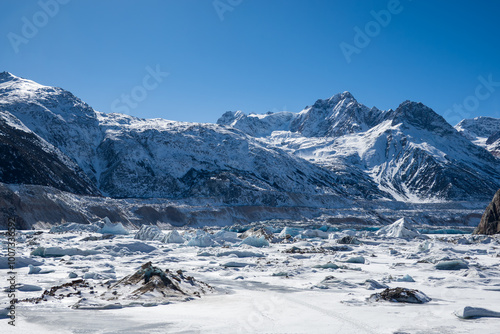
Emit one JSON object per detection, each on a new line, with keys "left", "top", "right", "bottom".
{"left": 474, "top": 189, "right": 500, "bottom": 235}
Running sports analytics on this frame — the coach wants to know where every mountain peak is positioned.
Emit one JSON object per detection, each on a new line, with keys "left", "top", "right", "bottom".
{"left": 391, "top": 100, "right": 454, "bottom": 135}
{"left": 326, "top": 91, "right": 355, "bottom": 104}
{"left": 0, "top": 71, "right": 17, "bottom": 83}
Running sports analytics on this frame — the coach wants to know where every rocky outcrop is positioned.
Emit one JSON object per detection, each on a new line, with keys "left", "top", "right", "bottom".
{"left": 474, "top": 189, "right": 500, "bottom": 235}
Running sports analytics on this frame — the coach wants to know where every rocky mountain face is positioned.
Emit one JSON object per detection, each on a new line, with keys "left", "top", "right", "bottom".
{"left": 219, "top": 95, "right": 500, "bottom": 202}
{"left": 474, "top": 189, "right": 500, "bottom": 235}
{"left": 0, "top": 109, "right": 99, "bottom": 196}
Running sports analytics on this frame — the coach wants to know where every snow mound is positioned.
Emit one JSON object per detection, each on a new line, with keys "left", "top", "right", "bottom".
{"left": 50, "top": 222, "right": 100, "bottom": 233}
{"left": 98, "top": 218, "right": 129, "bottom": 235}
{"left": 454, "top": 306, "right": 500, "bottom": 319}
{"left": 375, "top": 218, "right": 423, "bottom": 239}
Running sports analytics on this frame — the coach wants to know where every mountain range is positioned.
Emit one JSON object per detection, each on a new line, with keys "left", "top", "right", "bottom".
{"left": 0, "top": 71, "right": 499, "bottom": 227}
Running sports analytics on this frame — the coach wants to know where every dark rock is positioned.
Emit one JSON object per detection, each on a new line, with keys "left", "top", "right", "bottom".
{"left": 369, "top": 287, "right": 431, "bottom": 304}
{"left": 474, "top": 189, "right": 500, "bottom": 235}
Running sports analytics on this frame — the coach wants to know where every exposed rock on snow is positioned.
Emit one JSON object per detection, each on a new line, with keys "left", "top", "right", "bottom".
{"left": 21, "top": 262, "right": 213, "bottom": 308}
{"left": 96, "top": 262, "right": 213, "bottom": 306}
{"left": 375, "top": 218, "right": 424, "bottom": 239}
{"left": 240, "top": 227, "right": 275, "bottom": 241}
{"left": 454, "top": 306, "right": 500, "bottom": 319}
{"left": 337, "top": 236, "right": 361, "bottom": 244}
{"left": 369, "top": 287, "right": 431, "bottom": 304}
{"left": 474, "top": 189, "right": 500, "bottom": 235}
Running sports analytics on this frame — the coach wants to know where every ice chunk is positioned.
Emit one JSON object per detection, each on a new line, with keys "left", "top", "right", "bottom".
{"left": 28, "top": 264, "right": 42, "bottom": 274}
{"left": 98, "top": 218, "right": 129, "bottom": 235}
{"left": 50, "top": 222, "right": 100, "bottom": 233}
{"left": 217, "top": 250, "right": 264, "bottom": 258}
{"left": 278, "top": 227, "right": 303, "bottom": 238}
{"left": 313, "top": 262, "right": 339, "bottom": 269}
{"left": 375, "top": 218, "right": 424, "bottom": 239}
{"left": 31, "top": 246, "right": 97, "bottom": 257}
{"left": 17, "top": 284, "right": 43, "bottom": 292}
{"left": 134, "top": 225, "right": 165, "bottom": 241}
{"left": 363, "top": 279, "right": 388, "bottom": 290}
{"left": 454, "top": 306, "right": 500, "bottom": 319}
{"left": 164, "top": 230, "right": 185, "bottom": 244}
{"left": 212, "top": 230, "right": 240, "bottom": 244}
{"left": 113, "top": 242, "right": 157, "bottom": 253}
{"left": 299, "top": 229, "right": 329, "bottom": 239}
{"left": 186, "top": 232, "right": 216, "bottom": 247}
{"left": 240, "top": 236, "right": 269, "bottom": 248}
{"left": 221, "top": 261, "right": 255, "bottom": 268}
{"left": 345, "top": 256, "right": 365, "bottom": 264}
{"left": 396, "top": 274, "right": 415, "bottom": 282}
{"left": 435, "top": 260, "right": 468, "bottom": 270}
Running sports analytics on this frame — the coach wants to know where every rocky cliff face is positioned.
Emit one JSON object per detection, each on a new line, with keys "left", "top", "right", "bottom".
{"left": 474, "top": 189, "right": 500, "bottom": 235}
{"left": 0, "top": 109, "right": 100, "bottom": 196}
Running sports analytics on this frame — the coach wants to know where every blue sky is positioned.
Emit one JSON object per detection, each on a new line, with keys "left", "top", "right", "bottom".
{"left": 1, "top": 0, "right": 500, "bottom": 125}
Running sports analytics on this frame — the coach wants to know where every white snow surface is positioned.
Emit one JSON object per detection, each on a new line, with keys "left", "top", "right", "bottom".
{"left": 2, "top": 226, "right": 500, "bottom": 333}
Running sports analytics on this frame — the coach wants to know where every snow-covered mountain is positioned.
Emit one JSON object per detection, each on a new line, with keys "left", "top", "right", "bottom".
{"left": 218, "top": 94, "right": 500, "bottom": 202}
{"left": 455, "top": 117, "right": 500, "bottom": 157}
{"left": 0, "top": 72, "right": 387, "bottom": 204}
{"left": 1, "top": 72, "right": 499, "bottom": 205}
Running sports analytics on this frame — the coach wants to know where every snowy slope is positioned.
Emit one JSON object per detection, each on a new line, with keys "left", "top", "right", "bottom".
{"left": 219, "top": 94, "right": 500, "bottom": 202}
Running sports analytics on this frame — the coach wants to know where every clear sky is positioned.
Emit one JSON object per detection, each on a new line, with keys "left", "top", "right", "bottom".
{"left": 1, "top": 0, "right": 500, "bottom": 125}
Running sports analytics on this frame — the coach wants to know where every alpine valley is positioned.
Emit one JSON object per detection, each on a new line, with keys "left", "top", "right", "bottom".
{"left": 1, "top": 72, "right": 499, "bottom": 229}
